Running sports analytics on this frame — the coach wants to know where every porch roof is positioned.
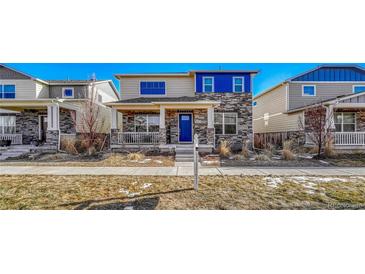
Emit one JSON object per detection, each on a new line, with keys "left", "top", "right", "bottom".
{"left": 286, "top": 91, "right": 365, "bottom": 114}
{"left": 0, "top": 99, "right": 80, "bottom": 111}
{"left": 106, "top": 96, "right": 220, "bottom": 110}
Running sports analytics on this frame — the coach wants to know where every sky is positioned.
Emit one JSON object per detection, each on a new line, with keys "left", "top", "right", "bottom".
{"left": 5, "top": 63, "right": 365, "bottom": 96}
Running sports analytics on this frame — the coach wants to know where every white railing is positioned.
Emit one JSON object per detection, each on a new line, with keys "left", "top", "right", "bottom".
{"left": 334, "top": 132, "right": 365, "bottom": 146}
{"left": 0, "top": 134, "right": 22, "bottom": 145}
{"left": 118, "top": 132, "right": 159, "bottom": 144}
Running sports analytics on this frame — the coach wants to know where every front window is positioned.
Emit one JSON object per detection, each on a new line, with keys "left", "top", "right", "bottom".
{"left": 0, "top": 115, "right": 16, "bottom": 134}
{"left": 62, "top": 87, "right": 74, "bottom": 98}
{"left": 233, "top": 77, "right": 244, "bottom": 92}
{"left": 353, "top": 85, "right": 365, "bottom": 93}
{"left": 302, "top": 85, "right": 316, "bottom": 96}
{"left": 214, "top": 113, "right": 237, "bottom": 135}
{"left": 135, "top": 114, "right": 160, "bottom": 132}
{"left": 0, "top": 85, "right": 16, "bottom": 99}
{"left": 203, "top": 77, "right": 214, "bottom": 92}
{"left": 334, "top": 112, "right": 355, "bottom": 132}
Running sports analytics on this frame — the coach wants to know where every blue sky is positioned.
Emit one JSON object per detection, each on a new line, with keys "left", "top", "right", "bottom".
{"left": 5, "top": 63, "right": 365, "bottom": 96}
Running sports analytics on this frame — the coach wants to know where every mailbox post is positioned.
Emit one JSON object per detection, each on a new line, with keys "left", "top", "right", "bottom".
{"left": 193, "top": 133, "right": 199, "bottom": 191}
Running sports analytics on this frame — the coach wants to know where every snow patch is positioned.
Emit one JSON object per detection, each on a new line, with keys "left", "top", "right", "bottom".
{"left": 142, "top": 183, "right": 152, "bottom": 189}
{"left": 264, "top": 177, "right": 283, "bottom": 188}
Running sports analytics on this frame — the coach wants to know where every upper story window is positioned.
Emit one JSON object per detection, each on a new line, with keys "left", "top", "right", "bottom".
{"left": 0, "top": 85, "right": 16, "bottom": 99}
{"left": 62, "top": 87, "right": 74, "bottom": 98}
{"left": 203, "top": 77, "right": 214, "bottom": 92}
{"left": 353, "top": 85, "right": 365, "bottom": 93}
{"left": 302, "top": 85, "right": 316, "bottom": 96}
{"left": 233, "top": 77, "right": 244, "bottom": 92}
{"left": 140, "top": 81, "right": 166, "bottom": 95}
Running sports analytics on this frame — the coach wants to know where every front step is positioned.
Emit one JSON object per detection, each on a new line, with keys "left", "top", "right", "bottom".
{"left": 175, "top": 145, "right": 194, "bottom": 162}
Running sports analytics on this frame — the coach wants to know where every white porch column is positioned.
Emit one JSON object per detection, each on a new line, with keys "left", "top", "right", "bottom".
{"left": 207, "top": 107, "right": 214, "bottom": 128}
{"left": 159, "top": 106, "right": 166, "bottom": 128}
{"left": 326, "top": 104, "right": 335, "bottom": 130}
{"left": 111, "top": 108, "right": 118, "bottom": 129}
{"left": 47, "top": 103, "right": 59, "bottom": 130}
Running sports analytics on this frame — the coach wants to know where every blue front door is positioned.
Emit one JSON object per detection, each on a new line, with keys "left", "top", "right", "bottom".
{"left": 179, "top": 114, "right": 192, "bottom": 142}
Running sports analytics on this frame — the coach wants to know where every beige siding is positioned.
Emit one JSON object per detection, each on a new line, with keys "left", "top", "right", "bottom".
{"left": 94, "top": 82, "right": 119, "bottom": 103}
{"left": 254, "top": 84, "right": 293, "bottom": 133}
{"left": 0, "top": 79, "right": 36, "bottom": 99}
{"left": 119, "top": 76, "right": 194, "bottom": 100}
{"left": 35, "top": 81, "right": 49, "bottom": 98}
{"left": 288, "top": 82, "right": 356, "bottom": 110}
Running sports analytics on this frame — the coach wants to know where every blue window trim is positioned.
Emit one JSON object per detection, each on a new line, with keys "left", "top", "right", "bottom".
{"left": 62, "top": 87, "right": 74, "bottom": 98}
{"left": 0, "top": 84, "right": 16, "bottom": 99}
{"left": 202, "top": 77, "right": 214, "bottom": 93}
{"left": 302, "top": 85, "right": 316, "bottom": 96}
{"left": 253, "top": 101, "right": 257, "bottom": 107}
{"left": 233, "top": 77, "right": 244, "bottom": 93}
{"left": 353, "top": 85, "right": 365, "bottom": 94}
{"left": 140, "top": 81, "right": 166, "bottom": 95}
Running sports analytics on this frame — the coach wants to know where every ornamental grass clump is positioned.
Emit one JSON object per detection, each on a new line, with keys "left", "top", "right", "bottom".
{"left": 218, "top": 140, "right": 231, "bottom": 157}
{"left": 281, "top": 140, "right": 295, "bottom": 160}
{"left": 127, "top": 152, "right": 145, "bottom": 161}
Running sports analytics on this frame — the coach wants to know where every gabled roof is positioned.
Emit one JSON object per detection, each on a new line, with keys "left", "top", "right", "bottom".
{"left": 289, "top": 64, "right": 365, "bottom": 82}
{"left": 254, "top": 64, "right": 365, "bottom": 100}
{"left": 0, "top": 64, "right": 48, "bottom": 84}
{"left": 115, "top": 69, "right": 259, "bottom": 79}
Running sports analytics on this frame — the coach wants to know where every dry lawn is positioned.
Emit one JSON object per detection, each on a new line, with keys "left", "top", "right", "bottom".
{"left": 0, "top": 153, "right": 174, "bottom": 167}
{"left": 1, "top": 175, "right": 365, "bottom": 210}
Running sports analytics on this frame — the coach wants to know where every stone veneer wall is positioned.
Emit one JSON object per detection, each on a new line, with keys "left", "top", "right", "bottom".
{"left": 59, "top": 109, "right": 76, "bottom": 134}
{"left": 15, "top": 109, "right": 47, "bottom": 144}
{"left": 196, "top": 93, "right": 253, "bottom": 150}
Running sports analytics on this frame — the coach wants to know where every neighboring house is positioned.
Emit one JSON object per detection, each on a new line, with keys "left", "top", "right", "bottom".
{"left": 253, "top": 64, "right": 365, "bottom": 150}
{"left": 0, "top": 64, "right": 119, "bottom": 149}
{"left": 107, "top": 70, "right": 258, "bottom": 152}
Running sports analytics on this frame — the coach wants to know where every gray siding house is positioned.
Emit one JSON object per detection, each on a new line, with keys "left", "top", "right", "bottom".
{"left": 253, "top": 65, "right": 365, "bottom": 150}
{"left": 107, "top": 70, "right": 258, "bottom": 153}
{"left": 0, "top": 64, "right": 119, "bottom": 149}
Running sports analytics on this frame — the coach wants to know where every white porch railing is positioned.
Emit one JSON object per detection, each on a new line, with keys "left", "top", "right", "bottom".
{"left": 334, "top": 132, "right": 365, "bottom": 146}
{"left": 118, "top": 132, "right": 159, "bottom": 144}
{"left": 0, "top": 134, "right": 22, "bottom": 145}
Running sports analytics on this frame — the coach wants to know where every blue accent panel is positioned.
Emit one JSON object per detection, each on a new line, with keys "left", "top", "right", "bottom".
{"left": 0, "top": 85, "right": 2, "bottom": 98}
{"left": 179, "top": 114, "right": 192, "bottom": 142}
{"left": 354, "top": 86, "right": 365, "bottom": 93}
{"left": 140, "top": 81, "right": 166, "bottom": 95}
{"left": 195, "top": 72, "right": 251, "bottom": 93}
{"left": 292, "top": 67, "right": 365, "bottom": 82}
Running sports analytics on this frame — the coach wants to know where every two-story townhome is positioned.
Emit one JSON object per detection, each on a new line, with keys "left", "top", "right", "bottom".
{"left": 0, "top": 64, "right": 119, "bottom": 150}
{"left": 107, "top": 70, "right": 258, "bottom": 153}
{"left": 253, "top": 64, "right": 365, "bottom": 150}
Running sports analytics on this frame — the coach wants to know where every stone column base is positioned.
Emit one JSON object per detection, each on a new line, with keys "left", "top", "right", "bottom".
{"left": 46, "top": 130, "right": 59, "bottom": 148}
{"left": 207, "top": 128, "right": 215, "bottom": 146}
{"left": 110, "top": 129, "right": 119, "bottom": 145}
{"left": 159, "top": 128, "right": 167, "bottom": 145}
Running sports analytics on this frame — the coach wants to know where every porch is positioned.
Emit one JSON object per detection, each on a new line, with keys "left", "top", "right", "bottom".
{"left": 108, "top": 98, "right": 219, "bottom": 152}
{"left": 0, "top": 100, "right": 78, "bottom": 148}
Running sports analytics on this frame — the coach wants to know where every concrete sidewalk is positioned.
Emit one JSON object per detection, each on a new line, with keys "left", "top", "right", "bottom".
{"left": 2, "top": 165, "right": 365, "bottom": 176}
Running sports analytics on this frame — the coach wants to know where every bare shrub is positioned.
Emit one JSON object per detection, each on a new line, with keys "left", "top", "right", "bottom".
{"left": 61, "top": 138, "right": 78, "bottom": 155}
{"left": 233, "top": 154, "right": 246, "bottom": 161}
{"left": 310, "top": 146, "right": 319, "bottom": 154}
{"left": 324, "top": 139, "right": 336, "bottom": 158}
{"left": 241, "top": 144, "right": 250, "bottom": 159}
{"left": 127, "top": 152, "right": 145, "bottom": 161}
{"left": 255, "top": 154, "right": 271, "bottom": 161}
{"left": 218, "top": 140, "right": 231, "bottom": 157}
{"left": 282, "top": 149, "right": 295, "bottom": 160}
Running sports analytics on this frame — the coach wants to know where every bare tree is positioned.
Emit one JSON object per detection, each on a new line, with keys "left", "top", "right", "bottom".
{"left": 298, "top": 103, "right": 334, "bottom": 158}
{"left": 71, "top": 83, "right": 108, "bottom": 155}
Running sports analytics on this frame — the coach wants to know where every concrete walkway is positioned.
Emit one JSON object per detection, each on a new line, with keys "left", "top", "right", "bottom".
{"left": 2, "top": 165, "right": 365, "bottom": 176}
